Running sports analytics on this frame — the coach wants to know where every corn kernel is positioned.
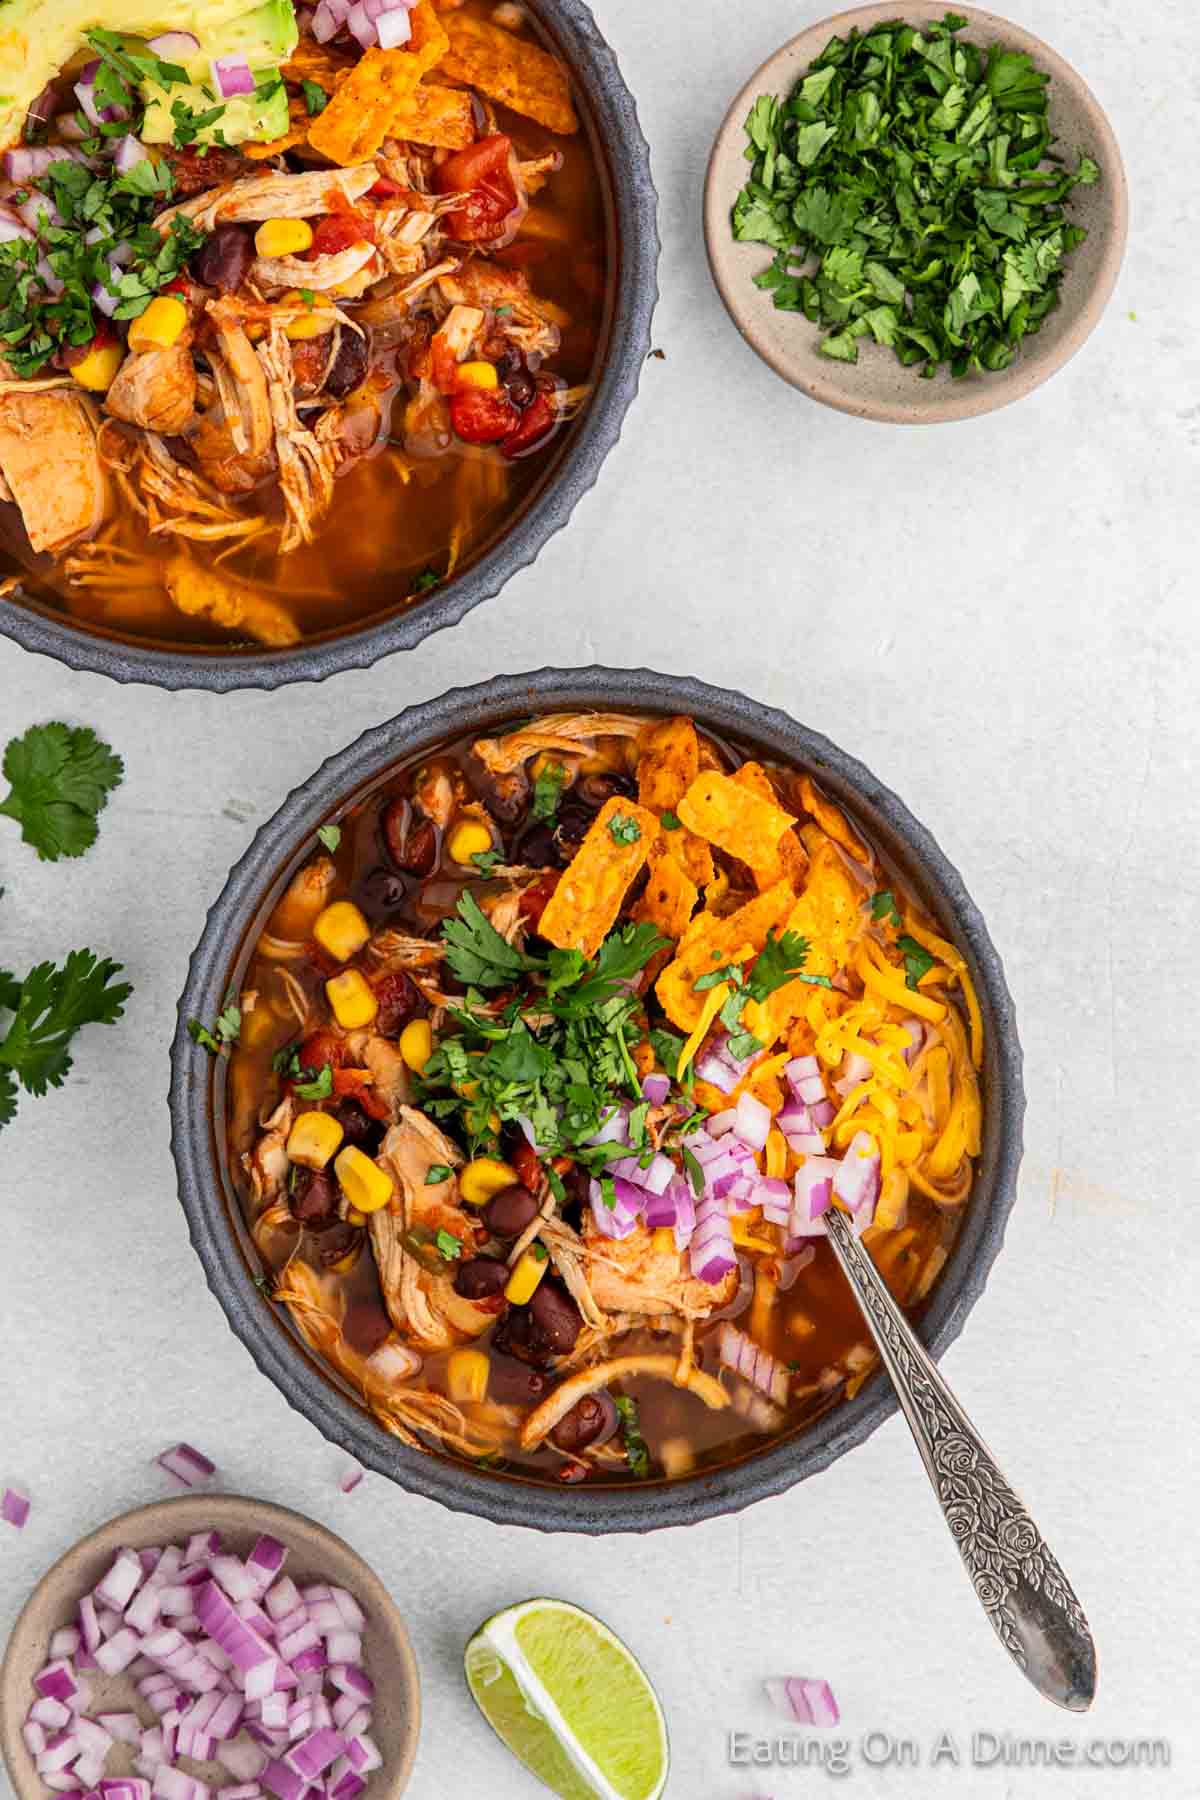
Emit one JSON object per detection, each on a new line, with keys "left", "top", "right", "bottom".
{"left": 70, "top": 341, "right": 123, "bottom": 392}
{"left": 334, "top": 1145, "right": 394, "bottom": 1214}
{"left": 446, "top": 819, "right": 494, "bottom": 865}
{"left": 326, "top": 968, "right": 378, "bottom": 1030}
{"left": 313, "top": 899, "right": 370, "bottom": 962}
{"left": 399, "top": 1018, "right": 433, "bottom": 1073}
{"left": 128, "top": 295, "right": 188, "bottom": 353}
{"left": 459, "top": 1156, "right": 518, "bottom": 1207}
{"left": 286, "top": 1109, "right": 345, "bottom": 1171}
{"left": 255, "top": 217, "right": 314, "bottom": 258}
{"left": 447, "top": 1348, "right": 490, "bottom": 1405}
{"left": 504, "top": 1244, "right": 549, "bottom": 1305}
{"left": 281, "top": 289, "right": 336, "bottom": 340}
{"left": 455, "top": 359, "right": 498, "bottom": 391}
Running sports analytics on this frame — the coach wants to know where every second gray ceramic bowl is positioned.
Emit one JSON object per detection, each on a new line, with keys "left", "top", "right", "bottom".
{"left": 169, "top": 667, "right": 1025, "bottom": 1532}
{"left": 704, "top": 2, "right": 1128, "bottom": 424}
{"left": 0, "top": 0, "right": 659, "bottom": 691}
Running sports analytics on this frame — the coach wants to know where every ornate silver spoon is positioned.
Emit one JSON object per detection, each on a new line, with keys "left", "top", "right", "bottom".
{"left": 823, "top": 1207, "right": 1097, "bottom": 1711}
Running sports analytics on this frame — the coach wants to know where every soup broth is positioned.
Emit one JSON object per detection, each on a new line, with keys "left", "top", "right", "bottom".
{"left": 221, "top": 711, "right": 984, "bottom": 1487}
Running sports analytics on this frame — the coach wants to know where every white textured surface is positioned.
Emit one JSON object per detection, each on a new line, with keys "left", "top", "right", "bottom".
{"left": 2, "top": 0, "right": 1198, "bottom": 1795}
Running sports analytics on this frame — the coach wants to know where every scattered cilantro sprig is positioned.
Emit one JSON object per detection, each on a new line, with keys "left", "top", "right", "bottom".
{"left": 0, "top": 723, "right": 123, "bottom": 862}
{"left": 188, "top": 1001, "right": 241, "bottom": 1055}
{"left": 0, "top": 950, "right": 131, "bottom": 1131}
{"left": 694, "top": 929, "right": 831, "bottom": 1060}
{"left": 614, "top": 1394, "right": 650, "bottom": 1478}
{"left": 732, "top": 13, "right": 1100, "bottom": 377}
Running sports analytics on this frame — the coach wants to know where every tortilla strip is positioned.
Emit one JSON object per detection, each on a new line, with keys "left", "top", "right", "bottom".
{"left": 677, "top": 768, "right": 797, "bottom": 877}
{"left": 537, "top": 796, "right": 657, "bottom": 957}
{"left": 388, "top": 81, "right": 475, "bottom": 148}
{"left": 307, "top": 3, "right": 449, "bottom": 163}
{"left": 636, "top": 716, "right": 714, "bottom": 890}
{"left": 282, "top": 40, "right": 356, "bottom": 88}
{"left": 741, "top": 843, "right": 864, "bottom": 1048}
{"left": 633, "top": 843, "right": 698, "bottom": 943}
{"left": 734, "top": 762, "right": 808, "bottom": 891}
{"left": 521, "top": 1353, "right": 728, "bottom": 1448}
{"left": 440, "top": 11, "right": 578, "bottom": 135}
{"left": 655, "top": 879, "right": 795, "bottom": 1031}
{"left": 797, "top": 773, "right": 872, "bottom": 865}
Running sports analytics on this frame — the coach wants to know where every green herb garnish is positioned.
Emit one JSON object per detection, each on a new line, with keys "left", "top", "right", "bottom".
{"left": 425, "top": 1163, "right": 452, "bottom": 1185}
{"left": 607, "top": 813, "right": 641, "bottom": 846}
{"left": 531, "top": 760, "right": 568, "bottom": 824}
{"left": 871, "top": 890, "right": 902, "bottom": 927}
{"left": 0, "top": 723, "right": 123, "bottom": 862}
{"left": 411, "top": 569, "right": 439, "bottom": 594}
{"left": 317, "top": 824, "right": 342, "bottom": 853}
{"left": 188, "top": 1003, "right": 241, "bottom": 1054}
{"left": 442, "top": 891, "right": 546, "bottom": 990}
{"left": 898, "top": 935, "right": 936, "bottom": 991}
{"left": 301, "top": 79, "right": 329, "bottom": 116}
{"left": 1, "top": 950, "right": 131, "bottom": 1129}
{"left": 436, "top": 1228, "right": 463, "bottom": 1261}
{"left": 732, "top": 13, "right": 1099, "bottom": 377}
{"left": 660, "top": 811, "right": 682, "bottom": 831}
{"left": 293, "top": 1061, "right": 333, "bottom": 1100}
{"left": 471, "top": 849, "right": 503, "bottom": 876}
{"left": 170, "top": 95, "right": 227, "bottom": 147}
{"left": 614, "top": 1395, "right": 650, "bottom": 1478}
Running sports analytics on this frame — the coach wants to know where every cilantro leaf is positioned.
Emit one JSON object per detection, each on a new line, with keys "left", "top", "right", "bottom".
{"left": 425, "top": 1163, "right": 452, "bottom": 1185}
{"left": 607, "top": 813, "right": 641, "bottom": 846}
{"left": 301, "top": 79, "right": 329, "bottom": 116}
{"left": 0, "top": 723, "right": 123, "bottom": 861}
{"left": 549, "top": 922, "right": 667, "bottom": 1016}
{"left": 436, "top": 1228, "right": 462, "bottom": 1261}
{"left": 898, "top": 935, "right": 936, "bottom": 991}
{"left": 471, "top": 848, "right": 503, "bottom": 876}
{"left": 0, "top": 1067, "right": 16, "bottom": 1129}
{"left": 0, "top": 951, "right": 131, "bottom": 1102}
{"left": 614, "top": 1395, "right": 650, "bottom": 1478}
{"left": 531, "top": 760, "right": 568, "bottom": 824}
{"left": 293, "top": 1061, "right": 333, "bottom": 1100}
{"left": 660, "top": 811, "right": 681, "bottom": 831}
{"left": 746, "top": 930, "right": 813, "bottom": 1001}
{"left": 441, "top": 892, "right": 545, "bottom": 990}
{"left": 317, "top": 824, "right": 341, "bottom": 853}
{"left": 188, "top": 1004, "right": 241, "bottom": 1055}
{"left": 871, "top": 889, "right": 902, "bottom": 928}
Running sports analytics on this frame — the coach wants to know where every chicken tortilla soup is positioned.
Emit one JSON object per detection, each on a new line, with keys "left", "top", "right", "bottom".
{"left": 215, "top": 712, "right": 984, "bottom": 1485}
{"left": 0, "top": 0, "right": 607, "bottom": 649}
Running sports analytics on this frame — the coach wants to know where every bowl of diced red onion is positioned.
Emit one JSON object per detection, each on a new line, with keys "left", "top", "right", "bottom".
{"left": 0, "top": 1495, "right": 420, "bottom": 1800}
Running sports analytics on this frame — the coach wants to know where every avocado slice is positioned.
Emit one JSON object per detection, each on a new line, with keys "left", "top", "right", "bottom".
{"left": 0, "top": 0, "right": 297, "bottom": 149}
{"left": 141, "top": 71, "right": 289, "bottom": 147}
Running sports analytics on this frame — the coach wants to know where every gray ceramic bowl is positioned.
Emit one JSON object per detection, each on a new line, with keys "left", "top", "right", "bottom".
{"left": 0, "top": 1495, "right": 420, "bottom": 1800}
{"left": 0, "top": 2, "right": 658, "bottom": 692}
{"left": 704, "top": 2, "right": 1128, "bottom": 424}
{"left": 169, "top": 668, "right": 1025, "bottom": 1532}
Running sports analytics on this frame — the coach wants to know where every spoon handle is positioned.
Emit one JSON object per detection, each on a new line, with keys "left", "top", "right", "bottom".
{"left": 822, "top": 1207, "right": 1097, "bottom": 1712}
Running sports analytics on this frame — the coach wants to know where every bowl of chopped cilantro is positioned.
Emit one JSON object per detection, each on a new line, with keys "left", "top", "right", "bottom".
{"left": 704, "top": 4, "right": 1127, "bottom": 422}
{"left": 169, "top": 667, "right": 1025, "bottom": 1532}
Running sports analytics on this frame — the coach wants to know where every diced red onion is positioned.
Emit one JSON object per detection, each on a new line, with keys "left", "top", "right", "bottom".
{"left": 719, "top": 1323, "right": 790, "bottom": 1405}
{"left": 262, "top": 1758, "right": 307, "bottom": 1800}
{"left": 147, "top": 31, "right": 200, "bottom": 56}
{"left": 690, "top": 1192, "right": 736, "bottom": 1284}
{"left": 833, "top": 1051, "right": 872, "bottom": 1097}
{"left": 684, "top": 1130, "right": 730, "bottom": 1167}
{"left": 211, "top": 54, "right": 256, "bottom": 98}
{"left": 791, "top": 1159, "right": 836, "bottom": 1235}
{"left": 113, "top": 133, "right": 150, "bottom": 174}
{"left": 810, "top": 1098, "right": 835, "bottom": 1128}
{"left": 586, "top": 1103, "right": 629, "bottom": 1147}
{"left": 220, "top": 1788, "right": 263, "bottom": 1800}
{"left": 49, "top": 1628, "right": 80, "bottom": 1659}
{"left": 588, "top": 1176, "right": 638, "bottom": 1239}
{"left": 764, "top": 1675, "right": 841, "bottom": 1726}
{"left": 641, "top": 1072, "right": 671, "bottom": 1106}
{"left": 155, "top": 1445, "right": 215, "bottom": 1488}
{"left": 1, "top": 1485, "right": 30, "bottom": 1528}
{"left": 0, "top": 208, "right": 35, "bottom": 244}
{"left": 5, "top": 146, "right": 63, "bottom": 183}
{"left": 733, "top": 1090, "right": 772, "bottom": 1151}
{"left": 705, "top": 1107, "right": 736, "bottom": 1137}
{"left": 339, "top": 1465, "right": 363, "bottom": 1496}
{"left": 900, "top": 1017, "right": 926, "bottom": 1065}
{"left": 98, "top": 1713, "right": 142, "bottom": 1744}
{"left": 97, "top": 1547, "right": 146, "bottom": 1611}
{"left": 30, "top": 1696, "right": 71, "bottom": 1730}
{"left": 264, "top": 1578, "right": 302, "bottom": 1622}
{"left": 35, "top": 1661, "right": 79, "bottom": 1704}
{"left": 694, "top": 1051, "right": 738, "bottom": 1093}
{"left": 310, "top": 0, "right": 342, "bottom": 42}
{"left": 345, "top": 1, "right": 377, "bottom": 46}
{"left": 832, "top": 1130, "right": 880, "bottom": 1219}
{"left": 375, "top": 7, "right": 411, "bottom": 47}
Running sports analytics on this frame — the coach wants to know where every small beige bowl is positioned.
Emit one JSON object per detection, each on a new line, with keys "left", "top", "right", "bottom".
{"left": 703, "top": 1, "right": 1129, "bottom": 423}
{"left": 0, "top": 1495, "right": 420, "bottom": 1800}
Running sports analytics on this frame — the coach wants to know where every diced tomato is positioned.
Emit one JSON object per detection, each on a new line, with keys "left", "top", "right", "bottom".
{"left": 449, "top": 386, "right": 519, "bottom": 445}
{"left": 518, "top": 869, "right": 559, "bottom": 925}
{"left": 501, "top": 390, "right": 556, "bottom": 460}
{"left": 435, "top": 133, "right": 525, "bottom": 245}
{"left": 511, "top": 1139, "right": 542, "bottom": 1191}
{"left": 332, "top": 1066, "right": 392, "bottom": 1122}
{"left": 309, "top": 204, "right": 375, "bottom": 259}
{"left": 368, "top": 176, "right": 403, "bottom": 199}
{"left": 287, "top": 1029, "right": 348, "bottom": 1094}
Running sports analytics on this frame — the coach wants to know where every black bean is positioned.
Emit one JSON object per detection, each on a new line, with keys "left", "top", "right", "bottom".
{"left": 290, "top": 1167, "right": 338, "bottom": 1229}
{"left": 528, "top": 1278, "right": 581, "bottom": 1354}
{"left": 330, "top": 1097, "right": 384, "bottom": 1155}
{"left": 550, "top": 1393, "right": 614, "bottom": 1454}
{"left": 382, "top": 797, "right": 437, "bottom": 875}
{"left": 355, "top": 865, "right": 409, "bottom": 922}
{"left": 454, "top": 1256, "right": 510, "bottom": 1301}
{"left": 191, "top": 223, "right": 254, "bottom": 294}
{"left": 487, "top": 1353, "right": 549, "bottom": 1404}
{"left": 326, "top": 325, "right": 369, "bottom": 398}
{"left": 482, "top": 1183, "right": 539, "bottom": 1239}
{"left": 554, "top": 801, "right": 593, "bottom": 854}
{"left": 513, "top": 822, "right": 562, "bottom": 868}
{"left": 576, "top": 772, "right": 636, "bottom": 808}
{"left": 342, "top": 1297, "right": 392, "bottom": 1357}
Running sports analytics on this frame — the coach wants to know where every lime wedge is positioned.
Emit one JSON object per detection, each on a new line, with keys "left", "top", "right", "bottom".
{"left": 464, "top": 1598, "right": 670, "bottom": 1800}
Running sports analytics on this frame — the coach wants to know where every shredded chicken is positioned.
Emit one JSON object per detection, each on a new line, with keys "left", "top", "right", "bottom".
{"left": 583, "top": 1222, "right": 739, "bottom": 1319}
{"left": 163, "top": 553, "right": 301, "bottom": 647}
{"left": 244, "top": 1095, "right": 295, "bottom": 1206}
{"left": 0, "top": 389, "right": 108, "bottom": 554}
{"left": 104, "top": 347, "right": 197, "bottom": 436}
{"left": 209, "top": 309, "right": 274, "bottom": 461}
{"left": 521, "top": 1354, "right": 729, "bottom": 1449}
{"left": 252, "top": 243, "right": 381, "bottom": 294}
{"left": 257, "top": 325, "right": 337, "bottom": 553}
{"left": 472, "top": 714, "right": 646, "bottom": 776}
{"left": 157, "top": 165, "right": 380, "bottom": 234}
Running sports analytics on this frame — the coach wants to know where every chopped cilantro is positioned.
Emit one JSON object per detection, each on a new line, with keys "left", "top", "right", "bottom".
{"left": 614, "top": 1395, "right": 650, "bottom": 1478}
{"left": 471, "top": 849, "right": 503, "bottom": 876}
{"left": 171, "top": 95, "right": 227, "bottom": 147}
{"left": 436, "top": 1228, "right": 463, "bottom": 1261}
{"left": 732, "top": 14, "right": 1098, "bottom": 377}
{"left": 607, "top": 813, "right": 641, "bottom": 846}
{"left": 871, "top": 890, "right": 902, "bottom": 928}
{"left": 425, "top": 1163, "right": 452, "bottom": 1185}
{"left": 898, "top": 935, "right": 936, "bottom": 991}
{"left": 188, "top": 1004, "right": 241, "bottom": 1054}
{"left": 531, "top": 760, "right": 568, "bottom": 824}
{"left": 301, "top": 79, "right": 329, "bottom": 116}
{"left": 660, "top": 810, "right": 682, "bottom": 831}
{"left": 442, "top": 891, "right": 546, "bottom": 990}
{"left": 531, "top": 1242, "right": 548, "bottom": 1262}
{"left": 317, "top": 824, "right": 342, "bottom": 853}
{"left": 411, "top": 569, "right": 439, "bottom": 593}
{"left": 293, "top": 1061, "right": 333, "bottom": 1100}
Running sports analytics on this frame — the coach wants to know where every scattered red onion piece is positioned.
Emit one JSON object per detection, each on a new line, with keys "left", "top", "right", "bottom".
{"left": 2, "top": 1485, "right": 30, "bottom": 1529}
{"left": 155, "top": 1445, "right": 216, "bottom": 1488}
{"left": 338, "top": 1466, "right": 363, "bottom": 1496}
{"left": 764, "top": 1675, "right": 841, "bottom": 1727}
